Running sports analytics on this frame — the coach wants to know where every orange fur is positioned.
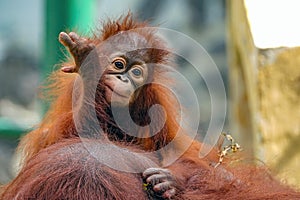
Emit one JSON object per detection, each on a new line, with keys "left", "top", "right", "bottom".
{"left": 3, "top": 14, "right": 299, "bottom": 200}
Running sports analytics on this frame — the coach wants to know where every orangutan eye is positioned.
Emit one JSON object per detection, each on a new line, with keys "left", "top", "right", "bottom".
{"left": 112, "top": 58, "right": 126, "bottom": 70}
{"left": 132, "top": 68, "right": 142, "bottom": 77}
{"left": 114, "top": 61, "right": 124, "bottom": 69}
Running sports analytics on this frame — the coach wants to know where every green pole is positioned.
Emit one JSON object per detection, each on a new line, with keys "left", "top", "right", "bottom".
{"left": 42, "top": 0, "right": 96, "bottom": 113}
{"left": 43, "top": 0, "right": 69, "bottom": 79}
{"left": 0, "top": 0, "right": 96, "bottom": 138}
{"left": 69, "top": 0, "right": 97, "bottom": 35}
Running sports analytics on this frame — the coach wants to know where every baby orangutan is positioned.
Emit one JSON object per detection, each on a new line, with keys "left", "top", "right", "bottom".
{"left": 1, "top": 14, "right": 299, "bottom": 200}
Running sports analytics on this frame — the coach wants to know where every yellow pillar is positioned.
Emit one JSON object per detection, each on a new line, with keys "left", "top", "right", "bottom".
{"left": 227, "top": 0, "right": 300, "bottom": 187}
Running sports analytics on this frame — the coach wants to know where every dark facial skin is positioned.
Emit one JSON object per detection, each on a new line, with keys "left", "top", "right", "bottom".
{"left": 103, "top": 55, "right": 148, "bottom": 106}
{"left": 59, "top": 32, "right": 149, "bottom": 107}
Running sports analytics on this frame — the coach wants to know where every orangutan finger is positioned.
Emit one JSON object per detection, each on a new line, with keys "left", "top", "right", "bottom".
{"left": 162, "top": 188, "right": 176, "bottom": 199}
{"left": 61, "top": 66, "right": 76, "bottom": 73}
{"left": 146, "top": 174, "right": 169, "bottom": 185}
{"left": 143, "top": 168, "right": 171, "bottom": 178}
{"left": 59, "top": 32, "right": 76, "bottom": 49}
{"left": 153, "top": 181, "right": 173, "bottom": 192}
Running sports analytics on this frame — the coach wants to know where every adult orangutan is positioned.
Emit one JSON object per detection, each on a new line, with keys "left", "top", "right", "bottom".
{"left": 1, "top": 14, "right": 299, "bottom": 199}
{"left": 1, "top": 139, "right": 161, "bottom": 200}
{"left": 1, "top": 138, "right": 299, "bottom": 199}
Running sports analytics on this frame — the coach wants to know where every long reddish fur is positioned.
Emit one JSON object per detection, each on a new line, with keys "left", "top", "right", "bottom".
{"left": 1, "top": 14, "right": 299, "bottom": 200}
